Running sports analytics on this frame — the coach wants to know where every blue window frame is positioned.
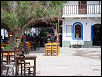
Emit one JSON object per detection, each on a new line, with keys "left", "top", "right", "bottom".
{"left": 72, "top": 22, "right": 83, "bottom": 40}
{"left": 66, "top": 25, "right": 72, "bottom": 37}
{"left": 91, "top": 25, "right": 93, "bottom": 41}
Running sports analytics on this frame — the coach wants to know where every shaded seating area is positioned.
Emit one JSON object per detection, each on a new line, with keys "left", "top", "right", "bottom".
{"left": 1, "top": 5, "right": 62, "bottom": 75}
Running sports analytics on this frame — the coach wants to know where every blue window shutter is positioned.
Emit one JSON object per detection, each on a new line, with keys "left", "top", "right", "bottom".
{"left": 81, "top": 24, "right": 83, "bottom": 40}
{"left": 72, "top": 25, "right": 74, "bottom": 39}
{"left": 91, "top": 25, "right": 93, "bottom": 41}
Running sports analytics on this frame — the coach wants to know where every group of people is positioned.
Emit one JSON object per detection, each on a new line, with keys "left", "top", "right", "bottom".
{"left": 21, "top": 32, "right": 57, "bottom": 48}
{"left": 47, "top": 33, "right": 57, "bottom": 43}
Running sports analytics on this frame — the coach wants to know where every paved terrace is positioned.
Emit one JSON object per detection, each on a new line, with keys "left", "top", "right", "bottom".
{"left": 26, "top": 47, "right": 101, "bottom": 76}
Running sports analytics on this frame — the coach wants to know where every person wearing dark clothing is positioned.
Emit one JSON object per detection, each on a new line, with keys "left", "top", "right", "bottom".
{"left": 47, "top": 36, "right": 51, "bottom": 43}
{"left": 50, "top": 34, "right": 56, "bottom": 42}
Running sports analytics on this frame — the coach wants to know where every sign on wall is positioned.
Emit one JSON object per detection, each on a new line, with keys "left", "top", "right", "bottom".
{"left": 66, "top": 25, "right": 72, "bottom": 37}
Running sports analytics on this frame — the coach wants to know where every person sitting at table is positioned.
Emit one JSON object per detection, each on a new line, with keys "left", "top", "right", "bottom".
{"left": 47, "top": 34, "right": 51, "bottom": 43}
{"left": 50, "top": 34, "right": 57, "bottom": 42}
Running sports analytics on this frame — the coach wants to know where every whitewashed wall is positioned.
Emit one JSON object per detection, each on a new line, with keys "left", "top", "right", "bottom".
{"left": 87, "top": 1, "right": 100, "bottom": 4}
{"left": 62, "top": 18, "right": 101, "bottom": 42}
{"left": 66, "top": 1, "right": 100, "bottom": 5}
{"left": 66, "top": 1, "right": 78, "bottom": 5}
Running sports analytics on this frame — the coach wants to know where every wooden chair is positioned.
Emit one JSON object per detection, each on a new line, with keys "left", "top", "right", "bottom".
{"left": 1, "top": 51, "right": 14, "bottom": 65}
{"left": 1, "top": 51, "right": 3, "bottom": 75}
{"left": 1, "top": 51, "right": 15, "bottom": 76}
{"left": 15, "top": 56, "right": 35, "bottom": 76}
{"left": 17, "top": 59, "right": 30, "bottom": 76}
{"left": 45, "top": 43, "right": 52, "bottom": 56}
{"left": 25, "top": 42, "right": 31, "bottom": 54}
{"left": 1, "top": 47, "right": 21, "bottom": 75}
{"left": 24, "top": 64, "right": 34, "bottom": 76}
{"left": 52, "top": 43, "right": 59, "bottom": 56}
{"left": 13, "top": 47, "right": 31, "bottom": 76}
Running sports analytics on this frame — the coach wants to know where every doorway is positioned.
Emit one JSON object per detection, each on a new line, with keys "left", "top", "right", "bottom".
{"left": 92, "top": 24, "right": 101, "bottom": 46}
{"left": 59, "top": 27, "right": 62, "bottom": 47}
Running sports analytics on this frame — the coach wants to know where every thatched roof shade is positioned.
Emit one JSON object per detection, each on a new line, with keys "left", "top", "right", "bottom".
{"left": 25, "top": 17, "right": 62, "bottom": 28}
{"left": 1, "top": 17, "right": 62, "bottom": 31}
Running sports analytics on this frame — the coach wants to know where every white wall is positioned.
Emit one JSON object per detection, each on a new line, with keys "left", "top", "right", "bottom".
{"left": 87, "top": 1, "right": 100, "bottom": 4}
{"left": 62, "top": 18, "right": 73, "bottom": 41}
{"left": 62, "top": 18, "right": 101, "bottom": 42}
{"left": 66, "top": 1, "right": 100, "bottom": 5}
{"left": 66, "top": 1, "right": 78, "bottom": 5}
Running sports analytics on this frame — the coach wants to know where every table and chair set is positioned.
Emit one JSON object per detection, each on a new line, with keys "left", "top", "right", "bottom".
{"left": 1, "top": 47, "right": 37, "bottom": 76}
{"left": 1, "top": 42, "right": 60, "bottom": 76}
{"left": 44, "top": 42, "right": 60, "bottom": 56}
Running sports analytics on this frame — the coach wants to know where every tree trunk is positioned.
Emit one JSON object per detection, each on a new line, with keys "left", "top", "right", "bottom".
{"left": 9, "top": 28, "right": 23, "bottom": 50}
{"left": 9, "top": 30, "right": 16, "bottom": 50}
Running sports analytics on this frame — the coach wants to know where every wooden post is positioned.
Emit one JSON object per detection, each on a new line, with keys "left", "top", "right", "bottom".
{"left": 57, "top": 18, "right": 59, "bottom": 43}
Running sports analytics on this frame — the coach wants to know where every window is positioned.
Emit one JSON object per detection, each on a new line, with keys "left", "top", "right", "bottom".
{"left": 75, "top": 25, "right": 81, "bottom": 38}
{"left": 72, "top": 22, "right": 83, "bottom": 40}
{"left": 66, "top": 25, "right": 72, "bottom": 37}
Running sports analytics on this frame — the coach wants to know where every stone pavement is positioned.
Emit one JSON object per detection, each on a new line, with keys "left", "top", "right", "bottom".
{"left": 27, "top": 47, "right": 101, "bottom": 76}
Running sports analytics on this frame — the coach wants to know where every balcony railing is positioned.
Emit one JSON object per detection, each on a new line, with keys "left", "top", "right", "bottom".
{"left": 63, "top": 4, "right": 101, "bottom": 15}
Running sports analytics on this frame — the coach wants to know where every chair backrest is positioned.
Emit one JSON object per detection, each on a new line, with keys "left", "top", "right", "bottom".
{"left": 52, "top": 45, "right": 58, "bottom": 51}
{"left": 2, "top": 51, "right": 14, "bottom": 56}
{"left": 1, "top": 51, "right": 15, "bottom": 65}
{"left": 45, "top": 44, "right": 52, "bottom": 53}
{"left": 46, "top": 45, "right": 51, "bottom": 50}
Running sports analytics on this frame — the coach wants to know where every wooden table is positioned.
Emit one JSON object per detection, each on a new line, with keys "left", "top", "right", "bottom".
{"left": 15, "top": 55, "right": 37, "bottom": 76}
{"left": 1, "top": 49, "right": 20, "bottom": 76}
{"left": 1, "top": 51, "right": 15, "bottom": 65}
{"left": 45, "top": 42, "right": 59, "bottom": 56}
{"left": 1, "top": 50, "right": 20, "bottom": 64}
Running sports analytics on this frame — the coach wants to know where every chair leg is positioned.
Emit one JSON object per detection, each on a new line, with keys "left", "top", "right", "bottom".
{"left": 28, "top": 67, "right": 30, "bottom": 76}
{"left": 46, "top": 51, "right": 48, "bottom": 56}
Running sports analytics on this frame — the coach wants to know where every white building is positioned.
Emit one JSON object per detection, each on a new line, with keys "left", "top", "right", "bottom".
{"left": 62, "top": 1, "right": 101, "bottom": 48}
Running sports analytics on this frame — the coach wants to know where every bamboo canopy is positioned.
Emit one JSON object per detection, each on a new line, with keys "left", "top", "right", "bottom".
{"left": 1, "top": 17, "right": 62, "bottom": 33}
{"left": 23, "top": 17, "right": 62, "bottom": 28}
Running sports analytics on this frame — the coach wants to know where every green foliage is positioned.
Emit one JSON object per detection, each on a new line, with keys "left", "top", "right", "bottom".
{"left": 2, "top": 12, "right": 18, "bottom": 28}
{"left": 1, "top": 1, "right": 65, "bottom": 29}
{"left": 5, "top": 45, "right": 11, "bottom": 50}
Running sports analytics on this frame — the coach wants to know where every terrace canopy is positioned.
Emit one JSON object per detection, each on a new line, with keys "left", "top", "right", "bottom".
{"left": 1, "top": 17, "right": 62, "bottom": 32}
{"left": 23, "top": 17, "right": 62, "bottom": 28}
